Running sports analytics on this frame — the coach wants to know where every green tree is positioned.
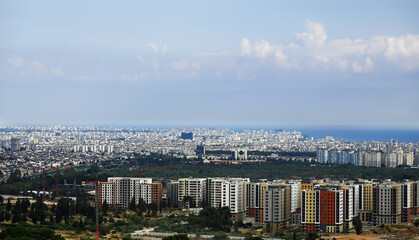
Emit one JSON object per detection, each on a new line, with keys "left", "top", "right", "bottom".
{"left": 11, "top": 199, "right": 21, "bottom": 223}
{"left": 21, "top": 198, "right": 30, "bottom": 214}
{"left": 30, "top": 203, "right": 38, "bottom": 224}
{"left": 353, "top": 216, "right": 363, "bottom": 235}
{"left": 138, "top": 198, "right": 147, "bottom": 214}
{"left": 306, "top": 232, "right": 319, "bottom": 240}
{"left": 88, "top": 164, "right": 99, "bottom": 174}
{"left": 78, "top": 217, "right": 85, "bottom": 230}
{"left": 33, "top": 196, "right": 46, "bottom": 224}
{"left": 55, "top": 208, "right": 63, "bottom": 223}
{"left": 0, "top": 225, "right": 65, "bottom": 240}
{"left": 6, "top": 198, "right": 11, "bottom": 211}
{"left": 129, "top": 197, "right": 136, "bottom": 211}
{"left": 7, "top": 170, "right": 22, "bottom": 183}
{"left": 149, "top": 203, "right": 158, "bottom": 217}
{"left": 273, "top": 230, "right": 284, "bottom": 238}
{"left": 183, "top": 196, "right": 194, "bottom": 208}
{"left": 214, "top": 232, "right": 228, "bottom": 240}
{"left": 5, "top": 211, "right": 11, "bottom": 221}
{"left": 233, "top": 222, "right": 239, "bottom": 232}
{"left": 102, "top": 200, "right": 108, "bottom": 215}
{"left": 162, "top": 234, "right": 190, "bottom": 240}
{"left": 265, "top": 224, "right": 272, "bottom": 233}
{"left": 196, "top": 207, "right": 232, "bottom": 232}
{"left": 246, "top": 237, "right": 263, "bottom": 240}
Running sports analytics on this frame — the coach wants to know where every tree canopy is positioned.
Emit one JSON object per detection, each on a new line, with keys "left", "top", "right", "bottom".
{"left": 0, "top": 226, "right": 65, "bottom": 240}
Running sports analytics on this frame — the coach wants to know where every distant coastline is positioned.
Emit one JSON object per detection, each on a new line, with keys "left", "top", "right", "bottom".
{"left": 224, "top": 126, "right": 419, "bottom": 143}
{"left": 288, "top": 128, "right": 419, "bottom": 143}
{"left": 2, "top": 124, "right": 419, "bottom": 143}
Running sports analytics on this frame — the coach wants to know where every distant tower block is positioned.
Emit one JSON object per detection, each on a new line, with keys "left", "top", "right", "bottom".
{"left": 232, "top": 149, "right": 247, "bottom": 160}
{"left": 11, "top": 138, "right": 21, "bottom": 151}
{"left": 181, "top": 132, "right": 193, "bottom": 140}
{"left": 196, "top": 145, "right": 206, "bottom": 155}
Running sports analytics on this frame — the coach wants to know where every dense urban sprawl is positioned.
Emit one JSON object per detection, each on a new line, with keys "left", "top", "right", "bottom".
{"left": 1, "top": 126, "right": 418, "bottom": 181}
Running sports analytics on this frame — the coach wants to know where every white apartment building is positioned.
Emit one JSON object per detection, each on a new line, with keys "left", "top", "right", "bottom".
{"left": 178, "top": 178, "right": 207, "bottom": 208}
{"left": 98, "top": 181, "right": 116, "bottom": 205}
{"left": 206, "top": 177, "right": 249, "bottom": 217}
{"left": 107, "top": 177, "right": 152, "bottom": 207}
{"left": 228, "top": 178, "right": 249, "bottom": 216}
{"left": 207, "top": 178, "right": 230, "bottom": 208}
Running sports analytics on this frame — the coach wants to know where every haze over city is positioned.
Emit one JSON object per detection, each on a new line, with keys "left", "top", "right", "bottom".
{"left": 1, "top": 0, "right": 418, "bottom": 127}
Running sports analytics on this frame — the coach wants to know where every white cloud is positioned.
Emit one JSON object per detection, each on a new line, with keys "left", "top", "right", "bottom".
{"left": 147, "top": 42, "right": 168, "bottom": 53}
{"left": 32, "top": 61, "right": 47, "bottom": 74}
{"left": 7, "top": 57, "right": 64, "bottom": 77}
{"left": 335, "top": 58, "right": 349, "bottom": 71}
{"left": 295, "top": 20, "right": 327, "bottom": 49}
{"left": 50, "top": 67, "right": 64, "bottom": 76}
{"left": 352, "top": 57, "right": 374, "bottom": 73}
{"left": 137, "top": 56, "right": 145, "bottom": 62}
{"left": 161, "top": 44, "right": 168, "bottom": 53}
{"left": 8, "top": 56, "right": 25, "bottom": 67}
{"left": 171, "top": 60, "right": 189, "bottom": 70}
{"left": 148, "top": 42, "right": 159, "bottom": 52}
{"left": 239, "top": 20, "right": 419, "bottom": 72}
{"left": 118, "top": 73, "right": 146, "bottom": 83}
{"left": 325, "top": 39, "right": 367, "bottom": 57}
{"left": 238, "top": 38, "right": 294, "bottom": 68}
{"left": 254, "top": 40, "right": 275, "bottom": 58}
{"left": 274, "top": 47, "right": 288, "bottom": 62}
{"left": 240, "top": 38, "right": 252, "bottom": 57}
{"left": 274, "top": 47, "right": 296, "bottom": 69}
{"left": 384, "top": 34, "right": 419, "bottom": 70}
{"left": 191, "top": 63, "right": 200, "bottom": 70}
{"left": 191, "top": 51, "right": 228, "bottom": 57}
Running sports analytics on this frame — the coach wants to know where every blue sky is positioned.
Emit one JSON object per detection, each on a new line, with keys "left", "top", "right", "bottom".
{"left": 1, "top": 0, "right": 418, "bottom": 128}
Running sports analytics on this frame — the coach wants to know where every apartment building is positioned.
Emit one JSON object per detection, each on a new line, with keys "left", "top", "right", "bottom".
{"left": 229, "top": 178, "right": 248, "bottom": 219}
{"left": 246, "top": 182, "right": 268, "bottom": 223}
{"left": 341, "top": 186, "right": 354, "bottom": 229}
{"left": 207, "top": 178, "right": 230, "bottom": 208}
{"left": 413, "top": 181, "right": 419, "bottom": 214}
{"left": 372, "top": 183, "right": 401, "bottom": 225}
{"left": 98, "top": 177, "right": 153, "bottom": 208}
{"left": 98, "top": 181, "right": 116, "bottom": 206}
{"left": 166, "top": 180, "right": 179, "bottom": 207}
{"left": 359, "top": 183, "right": 373, "bottom": 222}
{"left": 206, "top": 177, "right": 249, "bottom": 220}
{"left": 178, "top": 178, "right": 207, "bottom": 208}
{"left": 401, "top": 182, "right": 412, "bottom": 223}
{"left": 264, "top": 185, "right": 291, "bottom": 230}
{"left": 301, "top": 188, "right": 345, "bottom": 233}
{"left": 138, "top": 183, "right": 163, "bottom": 206}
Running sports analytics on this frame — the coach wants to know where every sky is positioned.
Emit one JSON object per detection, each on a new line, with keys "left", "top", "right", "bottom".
{"left": 0, "top": 0, "right": 418, "bottom": 128}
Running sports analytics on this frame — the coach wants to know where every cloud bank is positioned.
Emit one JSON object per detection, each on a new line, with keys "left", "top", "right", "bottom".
{"left": 240, "top": 20, "right": 419, "bottom": 73}
{"left": 4, "top": 20, "right": 419, "bottom": 84}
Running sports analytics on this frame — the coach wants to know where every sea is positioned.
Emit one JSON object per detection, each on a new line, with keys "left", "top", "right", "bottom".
{"left": 285, "top": 127, "right": 419, "bottom": 143}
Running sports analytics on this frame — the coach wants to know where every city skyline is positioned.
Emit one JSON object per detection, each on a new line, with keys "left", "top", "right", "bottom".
{"left": 1, "top": 1, "right": 418, "bottom": 127}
